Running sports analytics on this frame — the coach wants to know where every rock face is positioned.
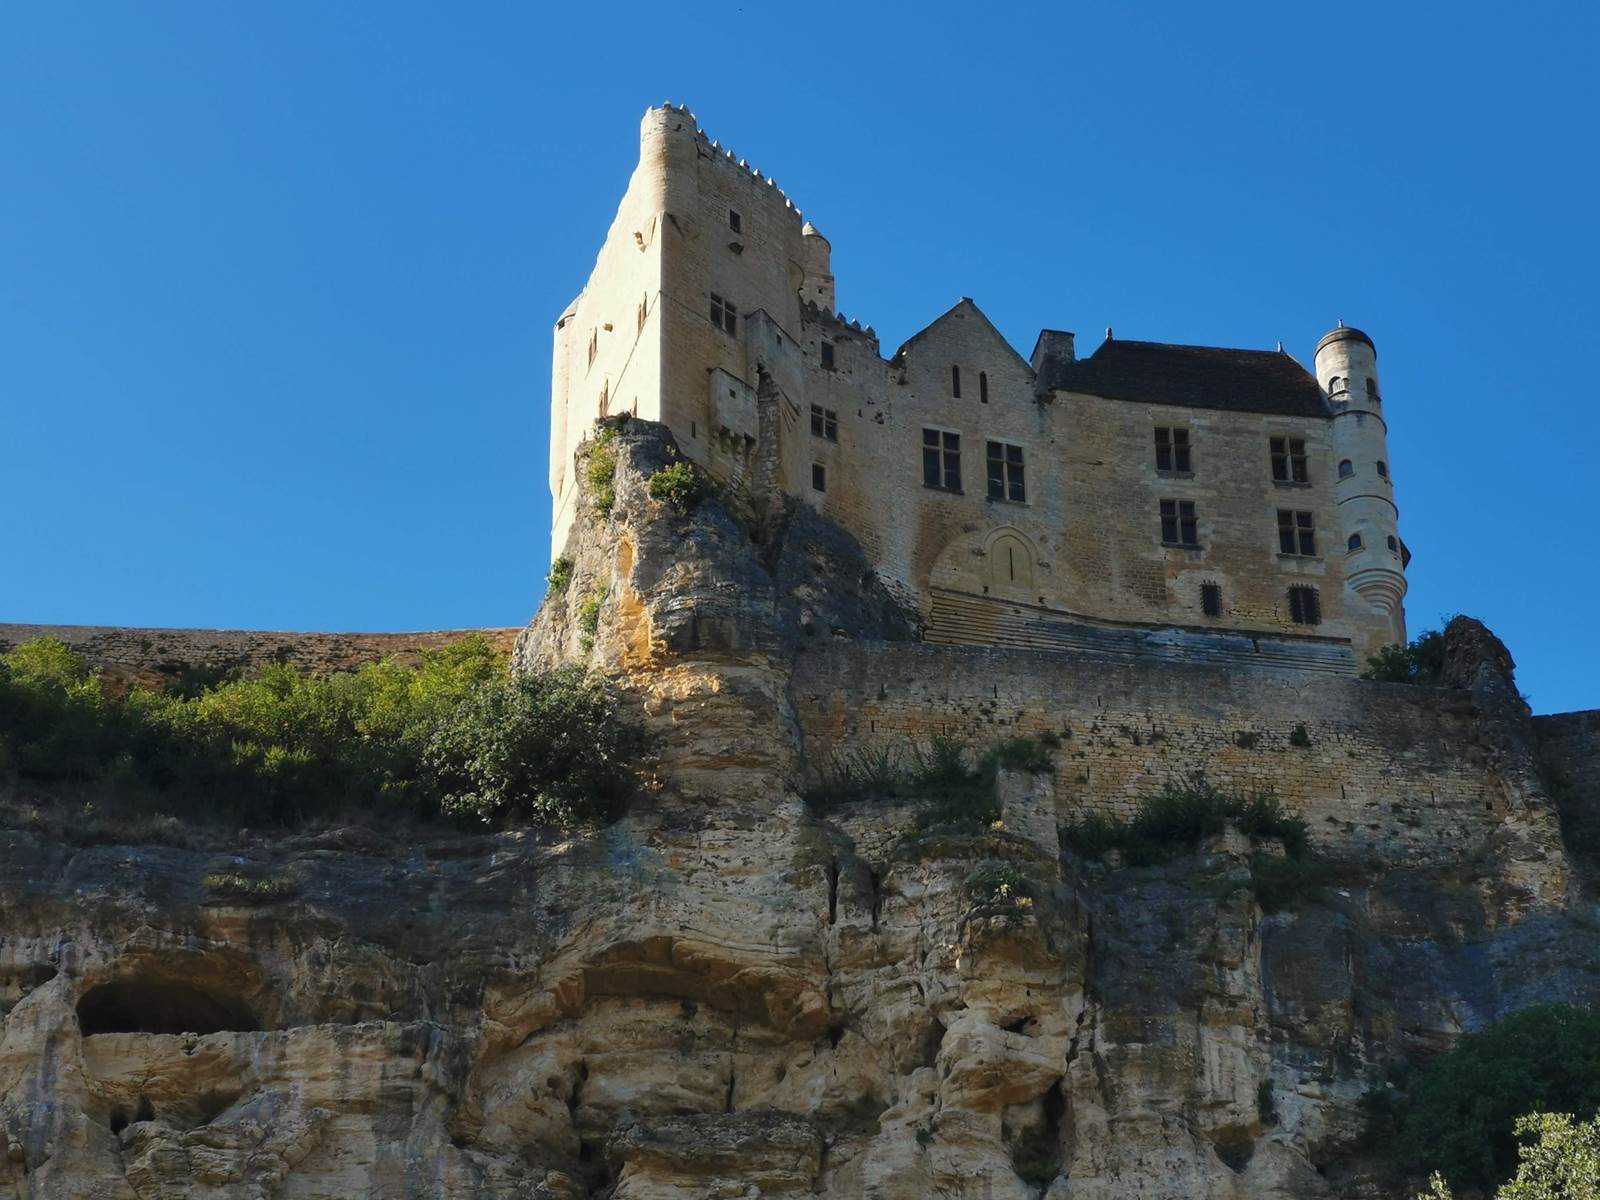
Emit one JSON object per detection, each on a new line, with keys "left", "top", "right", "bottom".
{"left": 3, "top": 425, "right": 1598, "bottom": 1198}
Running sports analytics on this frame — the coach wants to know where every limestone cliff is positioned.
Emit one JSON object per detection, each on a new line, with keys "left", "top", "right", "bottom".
{"left": 2, "top": 424, "right": 1597, "bottom": 1199}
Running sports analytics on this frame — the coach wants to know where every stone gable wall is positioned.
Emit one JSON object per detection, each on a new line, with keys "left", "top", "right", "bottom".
{"left": 790, "top": 642, "right": 1546, "bottom": 865}
{"left": 0, "top": 623, "right": 521, "bottom": 690}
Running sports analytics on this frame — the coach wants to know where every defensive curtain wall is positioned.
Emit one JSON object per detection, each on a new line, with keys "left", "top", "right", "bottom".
{"left": 790, "top": 639, "right": 1591, "bottom": 870}
{"left": 0, "top": 623, "right": 522, "bottom": 692}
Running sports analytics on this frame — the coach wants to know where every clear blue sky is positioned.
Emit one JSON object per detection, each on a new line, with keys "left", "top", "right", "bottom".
{"left": 3, "top": 3, "right": 1596, "bottom": 713}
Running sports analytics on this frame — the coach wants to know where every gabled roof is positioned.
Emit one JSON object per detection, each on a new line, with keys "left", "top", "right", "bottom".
{"left": 1038, "top": 338, "right": 1331, "bottom": 418}
{"left": 890, "top": 298, "right": 1035, "bottom": 378}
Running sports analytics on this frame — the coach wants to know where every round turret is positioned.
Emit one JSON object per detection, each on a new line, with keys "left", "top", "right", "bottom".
{"left": 1315, "top": 324, "right": 1406, "bottom": 654}
{"left": 800, "top": 223, "right": 835, "bottom": 312}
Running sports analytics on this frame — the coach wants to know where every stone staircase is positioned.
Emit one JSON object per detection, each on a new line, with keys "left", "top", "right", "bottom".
{"left": 924, "top": 589, "right": 1357, "bottom": 675}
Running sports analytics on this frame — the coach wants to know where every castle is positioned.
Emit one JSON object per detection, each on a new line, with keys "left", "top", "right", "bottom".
{"left": 549, "top": 105, "right": 1409, "bottom": 670}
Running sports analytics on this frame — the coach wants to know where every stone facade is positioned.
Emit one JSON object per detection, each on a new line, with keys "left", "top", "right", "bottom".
{"left": 551, "top": 106, "right": 1410, "bottom": 666}
{"left": 0, "top": 623, "right": 521, "bottom": 691}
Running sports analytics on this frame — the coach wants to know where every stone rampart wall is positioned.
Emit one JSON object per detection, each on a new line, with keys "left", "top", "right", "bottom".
{"left": 790, "top": 642, "right": 1528, "bottom": 864}
{"left": 0, "top": 623, "right": 521, "bottom": 690}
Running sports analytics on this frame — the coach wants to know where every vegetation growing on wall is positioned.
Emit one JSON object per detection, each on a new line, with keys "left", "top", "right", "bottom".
{"left": 0, "top": 636, "right": 650, "bottom": 831}
{"left": 546, "top": 555, "right": 573, "bottom": 594}
{"left": 1363, "top": 627, "right": 1447, "bottom": 685}
{"left": 804, "top": 732, "right": 1060, "bottom": 838}
{"left": 1063, "top": 779, "right": 1308, "bottom": 866}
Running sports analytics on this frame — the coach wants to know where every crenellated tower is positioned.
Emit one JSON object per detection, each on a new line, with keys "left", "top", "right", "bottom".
{"left": 1315, "top": 325, "right": 1407, "bottom": 657}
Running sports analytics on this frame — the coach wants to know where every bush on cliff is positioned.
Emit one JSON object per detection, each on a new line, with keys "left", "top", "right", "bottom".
{"left": 1362, "top": 627, "right": 1446, "bottom": 684}
{"left": 1062, "top": 779, "right": 1308, "bottom": 867}
{"left": 0, "top": 636, "right": 648, "bottom": 830}
{"left": 1385, "top": 1004, "right": 1600, "bottom": 1192}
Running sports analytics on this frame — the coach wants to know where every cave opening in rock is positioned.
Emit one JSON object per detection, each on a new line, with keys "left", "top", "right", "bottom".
{"left": 77, "top": 976, "right": 261, "bottom": 1036}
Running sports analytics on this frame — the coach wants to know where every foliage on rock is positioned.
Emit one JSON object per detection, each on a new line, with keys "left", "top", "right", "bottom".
{"left": 0, "top": 636, "right": 649, "bottom": 829}
{"left": 1384, "top": 1005, "right": 1600, "bottom": 1192}
{"left": 1363, "top": 627, "right": 1447, "bottom": 684}
{"left": 586, "top": 426, "right": 620, "bottom": 517}
{"left": 646, "top": 460, "right": 711, "bottom": 514}
{"left": 1063, "top": 779, "right": 1309, "bottom": 867}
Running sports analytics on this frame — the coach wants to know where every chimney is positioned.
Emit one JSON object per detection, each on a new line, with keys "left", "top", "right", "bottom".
{"left": 1030, "top": 329, "right": 1076, "bottom": 376}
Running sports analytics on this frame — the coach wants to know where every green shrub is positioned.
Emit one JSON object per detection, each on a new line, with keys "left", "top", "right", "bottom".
{"left": 965, "top": 862, "right": 1037, "bottom": 911}
{"left": 424, "top": 667, "right": 653, "bottom": 825}
{"left": 1363, "top": 628, "right": 1447, "bottom": 684}
{"left": 578, "top": 582, "right": 609, "bottom": 652}
{"left": 1387, "top": 1005, "right": 1600, "bottom": 1192}
{"left": 587, "top": 427, "right": 619, "bottom": 517}
{"left": 910, "top": 737, "right": 1000, "bottom": 836}
{"left": 1063, "top": 779, "right": 1309, "bottom": 868}
{"left": 1248, "top": 851, "right": 1328, "bottom": 912}
{"left": 805, "top": 743, "right": 909, "bottom": 811}
{"left": 1289, "top": 722, "right": 1312, "bottom": 748}
{"left": 0, "top": 635, "right": 649, "bottom": 832}
{"left": 647, "top": 460, "right": 711, "bottom": 513}
{"left": 546, "top": 555, "right": 574, "bottom": 593}
{"left": 203, "top": 871, "right": 299, "bottom": 900}
{"left": 984, "top": 734, "right": 1057, "bottom": 775}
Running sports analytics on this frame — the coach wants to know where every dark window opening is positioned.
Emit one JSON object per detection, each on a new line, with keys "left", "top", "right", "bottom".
{"left": 587, "top": 328, "right": 598, "bottom": 368}
{"left": 1270, "top": 436, "right": 1309, "bottom": 483}
{"left": 986, "top": 440, "right": 1025, "bottom": 502}
{"left": 1201, "top": 582, "right": 1222, "bottom": 618}
{"left": 1387, "top": 534, "right": 1399, "bottom": 553}
{"left": 1278, "top": 508, "right": 1316, "bottom": 556}
{"left": 923, "top": 428, "right": 961, "bottom": 491}
{"left": 1160, "top": 499, "right": 1199, "bottom": 546}
{"left": 1347, "top": 533, "right": 1363, "bottom": 551}
{"left": 728, "top": 208, "right": 742, "bottom": 234}
{"left": 979, "top": 371, "right": 989, "bottom": 403}
{"left": 820, "top": 341, "right": 835, "bottom": 370}
{"left": 812, "top": 463, "right": 826, "bottom": 492}
{"left": 951, "top": 365, "right": 962, "bottom": 398}
{"left": 1366, "top": 377, "right": 1380, "bottom": 402}
{"left": 1288, "top": 585, "right": 1322, "bottom": 626}
{"left": 1329, "top": 375, "right": 1345, "bottom": 396}
{"left": 810, "top": 404, "right": 838, "bottom": 442}
{"left": 1338, "top": 459, "right": 1353, "bottom": 478}
{"left": 1376, "top": 460, "right": 1388, "bottom": 478}
{"left": 709, "top": 293, "right": 737, "bottom": 335}
{"left": 1155, "top": 427, "right": 1192, "bottom": 472}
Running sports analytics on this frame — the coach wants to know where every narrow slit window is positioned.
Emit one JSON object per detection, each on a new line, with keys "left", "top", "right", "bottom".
{"left": 728, "top": 208, "right": 742, "bottom": 234}
{"left": 1160, "top": 499, "right": 1199, "bottom": 546}
{"left": 1277, "top": 509, "right": 1317, "bottom": 556}
{"left": 809, "top": 404, "right": 838, "bottom": 442}
{"left": 1376, "top": 460, "right": 1388, "bottom": 478}
{"left": 587, "top": 328, "right": 598, "bottom": 368}
{"left": 1270, "top": 436, "right": 1309, "bottom": 483}
{"left": 1201, "top": 582, "right": 1222, "bottom": 618}
{"left": 1288, "top": 585, "right": 1322, "bottom": 626}
{"left": 1366, "top": 377, "right": 1380, "bottom": 402}
{"left": 951, "top": 365, "right": 962, "bottom": 398}
{"left": 979, "top": 371, "right": 989, "bottom": 403}
{"left": 820, "top": 341, "right": 835, "bottom": 371}
{"left": 922, "top": 428, "right": 961, "bottom": 491}
{"left": 986, "top": 441, "right": 1025, "bottom": 502}
{"left": 812, "top": 463, "right": 826, "bottom": 492}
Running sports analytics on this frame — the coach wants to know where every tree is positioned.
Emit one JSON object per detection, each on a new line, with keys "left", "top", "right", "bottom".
{"left": 1418, "top": 1112, "right": 1600, "bottom": 1199}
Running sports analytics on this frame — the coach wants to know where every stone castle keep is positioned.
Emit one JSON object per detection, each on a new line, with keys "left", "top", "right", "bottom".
{"left": 549, "top": 104, "right": 1408, "bottom": 670}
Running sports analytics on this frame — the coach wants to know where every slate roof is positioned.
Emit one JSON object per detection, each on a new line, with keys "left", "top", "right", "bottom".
{"left": 1038, "top": 339, "right": 1332, "bottom": 418}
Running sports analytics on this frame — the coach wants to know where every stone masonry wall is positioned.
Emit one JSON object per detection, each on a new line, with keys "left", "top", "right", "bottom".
{"left": 0, "top": 623, "right": 521, "bottom": 690}
{"left": 790, "top": 642, "right": 1539, "bottom": 866}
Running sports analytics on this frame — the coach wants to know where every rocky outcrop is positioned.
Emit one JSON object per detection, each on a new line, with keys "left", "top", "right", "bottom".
{"left": 4, "top": 422, "right": 1596, "bottom": 1197}
{"left": 1, "top": 776, "right": 1594, "bottom": 1198}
